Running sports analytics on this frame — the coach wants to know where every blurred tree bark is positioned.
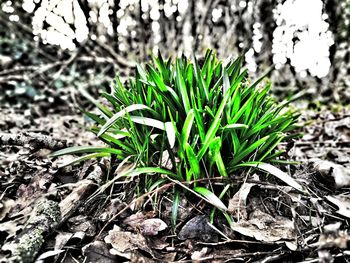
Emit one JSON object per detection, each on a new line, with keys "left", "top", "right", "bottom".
{"left": 324, "top": 0, "right": 350, "bottom": 90}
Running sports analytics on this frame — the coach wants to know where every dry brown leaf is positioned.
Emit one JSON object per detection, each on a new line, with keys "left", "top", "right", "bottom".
{"left": 231, "top": 209, "right": 297, "bottom": 248}
{"left": 313, "top": 159, "right": 350, "bottom": 188}
{"left": 191, "top": 247, "right": 209, "bottom": 261}
{"left": 140, "top": 218, "right": 167, "bottom": 236}
{"left": 178, "top": 215, "right": 219, "bottom": 242}
{"left": 104, "top": 225, "right": 151, "bottom": 259}
{"left": 54, "top": 231, "right": 73, "bottom": 252}
{"left": 325, "top": 194, "right": 350, "bottom": 218}
{"left": 318, "top": 231, "right": 350, "bottom": 249}
{"left": 82, "top": 241, "right": 116, "bottom": 263}
{"left": 0, "top": 198, "right": 15, "bottom": 221}
{"left": 227, "top": 174, "right": 257, "bottom": 220}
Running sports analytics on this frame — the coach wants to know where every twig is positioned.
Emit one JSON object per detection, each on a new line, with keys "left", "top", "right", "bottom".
{"left": 77, "top": 55, "right": 116, "bottom": 64}
{"left": 59, "top": 164, "right": 103, "bottom": 223}
{"left": 258, "top": 252, "right": 291, "bottom": 263}
{"left": 30, "top": 61, "right": 62, "bottom": 76}
{"left": 0, "top": 65, "right": 41, "bottom": 76}
{"left": 48, "top": 48, "right": 81, "bottom": 86}
{"left": 294, "top": 141, "right": 350, "bottom": 147}
{"left": 1, "top": 199, "right": 61, "bottom": 263}
{"left": 0, "top": 75, "right": 28, "bottom": 83}
{"left": 197, "top": 239, "right": 275, "bottom": 246}
{"left": 0, "top": 132, "right": 71, "bottom": 150}
{"left": 94, "top": 39, "right": 135, "bottom": 68}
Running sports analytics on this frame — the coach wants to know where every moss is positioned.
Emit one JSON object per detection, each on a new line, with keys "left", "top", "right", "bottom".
{"left": 11, "top": 229, "right": 45, "bottom": 263}
{"left": 8, "top": 200, "right": 61, "bottom": 263}
{"left": 28, "top": 200, "right": 61, "bottom": 227}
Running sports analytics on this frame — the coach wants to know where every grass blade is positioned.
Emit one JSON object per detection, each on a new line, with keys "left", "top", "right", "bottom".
{"left": 230, "top": 136, "right": 269, "bottom": 166}
{"left": 117, "top": 166, "right": 181, "bottom": 180}
{"left": 185, "top": 143, "right": 201, "bottom": 182}
{"left": 98, "top": 104, "right": 152, "bottom": 136}
{"left": 176, "top": 60, "right": 191, "bottom": 114}
{"left": 181, "top": 109, "right": 195, "bottom": 146}
{"left": 221, "top": 123, "right": 249, "bottom": 130}
{"left": 50, "top": 146, "right": 122, "bottom": 157}
{"left": 237, "top": 162, "right": 306, "bottom": 193}
{"left": 165, "top": 121, "right": 176, "bottom": 148}
{"left": 198, "top": 70, "right": 231, "bottom": 160}
{"left": 194, "top": 187, "right": 228, "bottom": 211}
{"left": 129, "top": 116, "right": 165, "bottom": 130}
{"left": 58, "top": 152, "right": 110, "bottom": 168}
{"left": 171, "top": 190, "right": 180, "bottom": 230}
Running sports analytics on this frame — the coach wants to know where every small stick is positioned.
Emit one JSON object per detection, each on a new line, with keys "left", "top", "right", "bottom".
{"left": 0, "top": 132, "right": 71, "bottom": 150}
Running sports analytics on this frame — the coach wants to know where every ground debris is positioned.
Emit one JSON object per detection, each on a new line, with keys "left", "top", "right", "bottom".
{"left": 1, "top": 93, "right": 350, "bottom": 262}
{"left": 104, "top": 225, "right": 152, "bottom": 259}
{"left": 312, "top": 159, "right": 350, "bottom": 188}
{"left": 1, "top": 199, "right": 60, "bottom": 263}
{"left": 230, "top": 209, "right": 297, "bottom": 247}
{"left": 178, "top": 215, "right": 219, "bottom": 242}
{"left": 0, "top": 132, "right": 71, "bottom": 150}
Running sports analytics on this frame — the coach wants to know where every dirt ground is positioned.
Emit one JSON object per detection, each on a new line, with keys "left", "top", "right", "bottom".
{"left": 1, "top": 85, "right": 350, "bottom": 263}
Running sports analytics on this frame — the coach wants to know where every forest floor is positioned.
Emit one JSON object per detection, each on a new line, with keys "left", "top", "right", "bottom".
{"left": 1, "top": 83, "right": 350, "bottom": 263}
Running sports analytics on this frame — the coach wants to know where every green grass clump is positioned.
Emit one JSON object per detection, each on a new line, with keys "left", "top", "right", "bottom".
{"left": 52, "top": 50, "right": 301, "bottom": 225}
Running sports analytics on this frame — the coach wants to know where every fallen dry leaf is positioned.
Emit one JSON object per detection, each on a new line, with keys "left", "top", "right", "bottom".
{"left": 35, "top": 249, "right": 65, "bottom": 263}
{"left": 0, "top": 198, "right": 15, "bottom": 221}
{"left": 178, "top": 215, "right": 218, "bottom": 242}
{"left": 231, "top": 209, "right": 297, "bottom": 248}
{"left": 104, "top": 225, "right": 151, "bottom": 259}
{"left": 140, "top": 218, "right": 167, "bottom": 236}
{"left": 191, "top": 247, "right": 209, "bottom": 261}
{"left": 313, "top": 159, "right": 350, "bottom": 188}
{"left": 54, "top": 231, "right": 73, "bottom": 252}
{"left": 318, "top": 230, "right": 350, "bottom": 249}
{"left": 227, "top": 174, "right": 257, "bottom": 220}
{"left": 82, "top": 240, "right": 116, "bottom": 263}
{"left": 325, "top": 194, "right": 350, "bottom": 219}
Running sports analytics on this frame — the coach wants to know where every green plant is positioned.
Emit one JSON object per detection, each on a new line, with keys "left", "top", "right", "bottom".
{"left": 51, "top": 50, "right": 303, "bottom": 226}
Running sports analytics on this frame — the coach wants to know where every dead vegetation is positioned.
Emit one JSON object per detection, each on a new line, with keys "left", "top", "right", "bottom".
{"left": 1, "top": 86, "right": 350, "bottom": 262}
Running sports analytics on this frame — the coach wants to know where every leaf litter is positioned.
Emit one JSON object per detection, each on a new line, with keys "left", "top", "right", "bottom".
{"left": 1, "top": 87, "right": 350, "bottom": 262}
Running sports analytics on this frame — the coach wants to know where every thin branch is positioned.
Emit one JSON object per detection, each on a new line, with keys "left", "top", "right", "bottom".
{"left": 95, "top": 39, "right": 136, "bottom": 68}
{"left": 0, "top": 132, "right": 71, "bottom": 150}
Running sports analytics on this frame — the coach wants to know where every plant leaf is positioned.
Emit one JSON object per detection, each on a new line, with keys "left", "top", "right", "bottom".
{"left": 171, "top": 190, "right": 180, "bottom": 230}
{"left": 117, "top": 166, "right": 181, "bottom": 180}
{"left": 194, "top": 187, "right": 228, "bottom": 211}
{"left": 181, "top": 109, "right": 195, "bottom": 146}
{"left": 165, "top": 121, "right": 176, "bottom": 148}
{"left": 129, "top": 116, "right": 165, "bottom": 130}
{"left": 185, "top": 143, "right": 200, "bottom": 182}
{"left": 237, "top": 162, "right": 306, "bottom": 193}
{"left": 176, "top": 60, "right": 191, "bottom": 114}
{"left": 57, "top": 152, "right": 110, "bottom": 168}
{"left": 198, "top": 70, "right": 231, "bottom": 160}
{"left": 221, "top": 123, "right": 249, "bottom": 130}
{"left": 98, "top": 104, "right": 151, "bottom": 136}
{"left": 50, "top": 146, "right": 122, "bottom": 157}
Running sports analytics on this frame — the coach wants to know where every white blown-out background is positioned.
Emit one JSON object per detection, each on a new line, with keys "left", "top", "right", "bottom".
{"left": 2, "top": 0, "right": 343, "bottom": 79}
